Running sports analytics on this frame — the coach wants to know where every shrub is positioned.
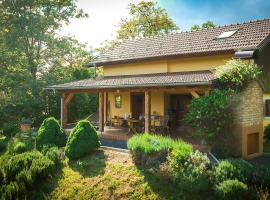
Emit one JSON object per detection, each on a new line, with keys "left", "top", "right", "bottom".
{"left": 214, "top": 159, "right": 254, "bottom": 184}
{"left": 215, "top": 179, "right": 248, "bottom": 200}
{"left": 65, "top": 120, "right": 100, "bottom": 159}
{"left": 41, "top": 146, "right": 60, "bottom": 164}
{"left": 35, "top": 117, "right": 67, "bottom": 150}
{"left": 253, "top": 166, "right": 270, "bottom": 188}
{"left": 0, "top": 136, "right": 8, "bottom": 152}
{"left": 264, "top": 124, "right": 270, "bottom": 141}
{"left": 215, "top": 59, "right": 261, "bottom": 91}
{"left": 184, "top": 89, "right": 233, "bottom": 145}
{"left": 169, "top": 150, "right": 211, "bottom": 192}
{"left": 13, "top": 142, "right": 27, "bottom": 154}
{"left": 2, "top": 122, "right": 20, "bottom": 137}
{"left": 0, "top": 151, "right": 55, "bottom": 199}
{"left": 128, "top": 133, "right": 192, "bottom": 168}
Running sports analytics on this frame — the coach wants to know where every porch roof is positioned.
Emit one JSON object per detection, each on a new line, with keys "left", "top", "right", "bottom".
{"left": 47, "top": 70, "right": 215, "bottom": 91}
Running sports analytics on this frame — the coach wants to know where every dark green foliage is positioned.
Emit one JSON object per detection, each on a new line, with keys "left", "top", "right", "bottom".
{"left": 169, "top": 150, "right": 211, "bottom": 192}
{"left": 0, "top": 151, "right": 56, "bottom": 199}
{"left": 128, "top": 133, "right": 192, "bottom": 168}
{"left": 264, "top": 124, "right": 270, "bottom": 141}
{"left": 2, "top": 122, "right": 20, "bottom": 137}
{"left": 215, "top": 59, "right": 261, "bottom": 91}
{"left": 253, "top": 166, "right": 270, "bottom": 188}
{"left": 65, "top": 120, "right": 100, "bottom": 159}
{"left": 184, "top": 89, "right": 233, "bottom": 145}
{"left": 13, "top": 142, "right": 27, "bottom": 154}
{"left": 214, "top": 179, "right": 248, "bottom": 200}
{"left": 214, "top": 159, "right": 254, "bottom": 184}
{"left": 41, "top": 146, "right": 61, "bottom": 164}
{"left": 0, "top": 137, "right": 8, "bottom": 152}
{"left": 35, "top": 117, "right": 67, "bottom": 150}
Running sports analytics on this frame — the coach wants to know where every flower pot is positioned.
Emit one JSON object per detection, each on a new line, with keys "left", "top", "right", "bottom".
{"left": 20, "top": 124, "right": 31, "bottom": 133}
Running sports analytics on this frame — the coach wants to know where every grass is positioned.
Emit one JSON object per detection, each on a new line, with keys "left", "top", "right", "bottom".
{"left": 127, "top": 133, "right": 192, "bottom": 154}
{"left": 264, "top": 140, "right": 270, "bottom": 153}
{"left": 28, "top": 149, "right": 209, "bottom": 200}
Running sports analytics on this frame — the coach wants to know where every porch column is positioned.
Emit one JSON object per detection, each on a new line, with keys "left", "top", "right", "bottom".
{"left": 145, "top": 91, "right": 151, "bottom": 133}
{"left": 61, "top": 93, "right": 74, "bottom": 128}
{"left": 99, "top": 91, "right": 104, "bottom": 132}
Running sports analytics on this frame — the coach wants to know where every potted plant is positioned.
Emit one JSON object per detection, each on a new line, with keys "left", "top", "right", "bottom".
{"left": 20, "top": 118, "right": 32, "bottom": 133}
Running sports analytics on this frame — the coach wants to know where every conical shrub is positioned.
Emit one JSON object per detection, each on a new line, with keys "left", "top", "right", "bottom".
{"left": 65, "top": 120, "right": 100, "bottom": 159}
{"left": 35, "top": 117, "right": 67, "bottom": 150}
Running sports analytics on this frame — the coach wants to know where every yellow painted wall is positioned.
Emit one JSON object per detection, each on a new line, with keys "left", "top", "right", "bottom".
{"left": 103, "top": 54, "right": 234, "bottom": 76}
{"left": 108, "top": 92, "right": 130, "bottom": 119}
{"left": 151, "top": 91, "right": 164, "bottom": 116}
{"left": 263, "top": 93, "right": 270, "bottom": 128}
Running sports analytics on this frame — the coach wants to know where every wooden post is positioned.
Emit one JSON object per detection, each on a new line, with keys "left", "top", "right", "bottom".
{"left": 61, "top": 93, "right": 74, "bottom": 128}
{"left": 145, "top": 91, "right": 151, "bottom": 133}
{"left": 99, "top": 91, "right": 104, "bottom": 132}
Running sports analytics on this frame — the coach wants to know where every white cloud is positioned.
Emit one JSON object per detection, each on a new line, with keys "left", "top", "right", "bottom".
{"left": 60, "top": 0, "right": 143, "bottom": 48}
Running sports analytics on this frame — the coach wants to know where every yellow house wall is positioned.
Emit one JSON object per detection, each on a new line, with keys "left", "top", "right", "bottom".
{"left": 151, "top": 91, "right": 164, "bottom": 116}
{"left": 108, "top": 92, "right": 131, "bottom": 118}
{"left": 263, "top": 93, "right": 270, "bottom": 128}
{"left": 103, "top": 54, "right": 234, "bottom": 76}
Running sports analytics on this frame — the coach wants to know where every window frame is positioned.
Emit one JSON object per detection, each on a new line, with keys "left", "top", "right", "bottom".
{"left": 264, "top": 97, "right": 270, "bottom": 119}
{"left": 115, "top": 95, "right": 122, "bottom": 108}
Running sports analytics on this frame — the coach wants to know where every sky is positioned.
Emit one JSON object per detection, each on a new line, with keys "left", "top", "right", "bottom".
{"left": 60, "top": 0, "right": 270, "bottom": 49}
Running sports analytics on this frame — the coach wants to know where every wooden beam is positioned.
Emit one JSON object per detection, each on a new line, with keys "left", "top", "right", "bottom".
{"left": 190, "top": 90, "right": 200, "bottom": 98}
{"left": 62, "top": 93, "right": 74, "bottom": 127}
{"left": 145, "top": 91, "right": 151, "bottom": 133}
{"left": 99, "top": 91, "right": 104, "bottom": 132}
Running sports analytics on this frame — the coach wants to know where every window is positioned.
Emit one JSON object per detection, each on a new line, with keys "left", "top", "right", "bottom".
{"left": 265, "top": 99, "right": 270, "bottom": 118}
{"left": 216, "top": 30, "right": 238, "bottom": 39}
{"left": 115, "top": 95, "right": 122, "bottom": 108}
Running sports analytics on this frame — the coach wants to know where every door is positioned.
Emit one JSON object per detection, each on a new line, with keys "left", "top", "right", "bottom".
{"left": 131, "top": 93, "right": 145, "bottom": 119}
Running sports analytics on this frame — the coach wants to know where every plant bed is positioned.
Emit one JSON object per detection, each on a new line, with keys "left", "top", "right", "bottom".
{"left": 127, "top": 133, "right": 192, "bottom": 168}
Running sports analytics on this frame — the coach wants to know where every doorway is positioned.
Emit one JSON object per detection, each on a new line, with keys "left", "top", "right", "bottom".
{"left": 131, "top": 93, "right": 145, "bottom": 119}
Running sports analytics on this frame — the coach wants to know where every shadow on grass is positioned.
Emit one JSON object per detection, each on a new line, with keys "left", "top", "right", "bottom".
{"left": 139, "top": 169, "right": 213, "bottom": 200}
{"left": 29, "top": 162, "right": 65, "bottom": 200}
{"left": 68, "top": 149, "right": 107, "bottom": 177}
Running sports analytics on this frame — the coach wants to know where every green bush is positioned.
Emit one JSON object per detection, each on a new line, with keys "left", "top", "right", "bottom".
{"left": 65, "top": 120, "right": 100, "bottom": 159}
{"left": 264, "top": 124, "right": 270, "bottom": 141}
{"left": 184, "top": 89, "right": 233, "bottom": 145}
{"left": 214, "top": 179, "right": 248, "bottom": 200}
{"left": 128, "top": 133, "right": 192, "bottom": 168}
{"left": 253, "top": 166, "right": 270, "bottom": 188}
{"left": 215, "top": 59, "right": 261, "bottom": 91}
{"left": 169, "top": 150, "right": 211, "bottom": 192}
{"left": 41, "top": 146, "right": 60, "bottom": 164}
{"left": 0, "top": 136, "right": 8, "bottom": 152}
{"left": 214, "top": 159, "right": 254, "bottom": 184}
{"left": 0, "top": 151, "right": 55, "bottom": 199}
{"left": 13, "top": 142, "right": 27, "bottom": 154}
{"left": 35, "top": 117, "right": 67, "bottom": 150}
{"left": 2, "top": 122, "right": 20, "bottom": 137}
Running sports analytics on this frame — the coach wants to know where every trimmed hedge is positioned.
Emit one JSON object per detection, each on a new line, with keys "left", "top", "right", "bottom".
{"left": 214, "top": 159, "right": 254, "bottom": 184}
{"left": 214, "top": 179, "right": 248, "bottom": 200}
{"left": 127, "top": 133, "right": 192, "bottom": 168}
{"left": 35, "top": 117, "right": 67, "bottom": 150}
{"left": 65, "top": 120, "right": 100, "bottom": 159}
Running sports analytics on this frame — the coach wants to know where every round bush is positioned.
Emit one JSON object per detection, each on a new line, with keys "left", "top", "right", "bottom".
{"left": 65, "top": 120, "right": 100, "bottom": 159}
{"left": 264, "top": 124, "right": 270, "bottom": 141}
{"left": 215, "top": 159, "right": 254, "bottom": 184}
{"left": 215, "top": 179, "right": 248, "bottom": 200}
{"left": 35, "top": 117, "right": 67, "bottom": 150}
{"left": 169, "top": 150, "right": 211, "bottom": 192}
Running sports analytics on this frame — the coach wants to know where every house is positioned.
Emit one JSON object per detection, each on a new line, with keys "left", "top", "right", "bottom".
{"left": 48, "top": 19, "right": 270, "bottom": 158}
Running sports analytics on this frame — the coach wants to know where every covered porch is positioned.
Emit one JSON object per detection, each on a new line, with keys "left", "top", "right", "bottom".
{"left": 47, "top": 70, "right": 214, "bottom": 141}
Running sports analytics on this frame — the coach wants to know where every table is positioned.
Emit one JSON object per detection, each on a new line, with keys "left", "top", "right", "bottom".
{"left": 127, "top": 119, "right": 140, "bottom": 134}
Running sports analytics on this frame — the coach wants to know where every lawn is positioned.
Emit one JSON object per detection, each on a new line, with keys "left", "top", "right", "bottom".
{"left": 29, "top": 149, "right": 207, "bottom": 200}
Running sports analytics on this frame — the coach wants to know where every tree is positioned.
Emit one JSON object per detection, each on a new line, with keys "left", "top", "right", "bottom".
{"left": 191, "top": 21, "right": 216, "bottom": 31}
{"left": 96, "top": 1, "right": 178, "bottom": 52}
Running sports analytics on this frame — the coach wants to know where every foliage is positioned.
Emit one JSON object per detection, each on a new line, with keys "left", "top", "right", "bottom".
{"left": 169, "top": 150, "right": 211, "bottom": 192}
{"left": 215, "top": 59, "right": 261, "bottom": 91}
{"left": 21, "top": 118, "right": 32, "bottom": 125}
{"left": 191, "top": 21, "right": 216, "bottom": 31}
{"left": 128, "top": 133, "right": 192, "bottom": 168}
{"left": 214, "top": 179, "right": 248, "bottom": 200}
{"left": 13, "top": 142, "right": 27, "bottom": 154}
{"left": 0, "top": 136, "right": 8, "bottom": 152}
{"left": 184, "top": 89, "right": 233, "bottom": 145}
{"left": 264, "top": 124, "right": 270, "bottom": 141}
{"left": 35, "top": 117, "right": 67, "bottom": 150}
{"left": 0, "top": 151, "right": 56, "bottom": 199}
{"left": 253, "top": 166, "right": 270, "bottom": 188}
{"left": 65, "top": 120, "right": 100, "bottom": 159}
{"left": 2, "top": 122, "right": 20, "bottom": 137}
{"left": 214, "top": 159, "right": 254, "bottom": 184}
{"left": 41, "top": 146, "right": 61, "bottom": 165}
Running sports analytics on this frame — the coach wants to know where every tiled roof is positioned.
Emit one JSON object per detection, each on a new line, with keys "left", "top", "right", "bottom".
{"left": 91, "top": 19, "right": 270, "bottom": 65}
{"left": 47, "top": 70, "right": 215, "bottom": 90}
